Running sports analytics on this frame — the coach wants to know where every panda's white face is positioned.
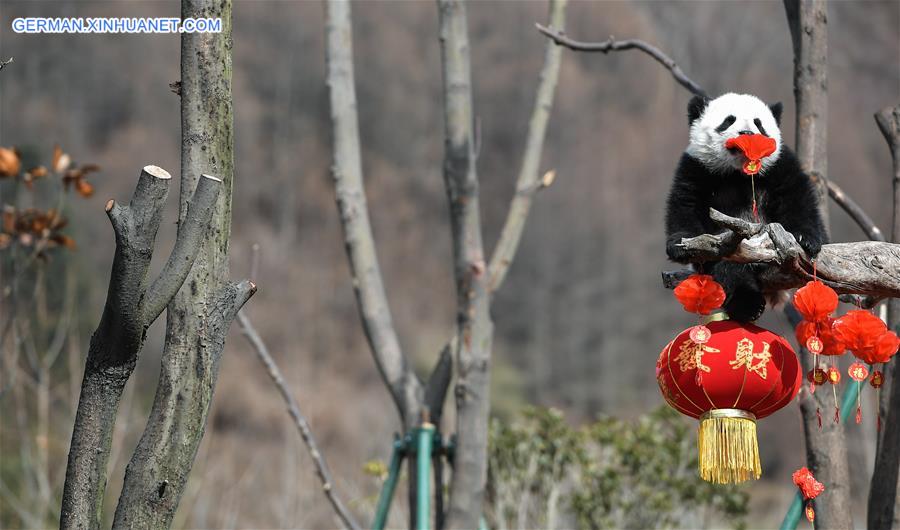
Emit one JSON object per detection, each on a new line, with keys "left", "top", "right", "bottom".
{"left": 686, "top": 93, "right": 782, "bottom": 175}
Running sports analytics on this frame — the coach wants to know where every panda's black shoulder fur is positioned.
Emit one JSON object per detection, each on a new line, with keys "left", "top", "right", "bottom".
{"left": 665, "top": 144, "right": 827, "bottom": 321}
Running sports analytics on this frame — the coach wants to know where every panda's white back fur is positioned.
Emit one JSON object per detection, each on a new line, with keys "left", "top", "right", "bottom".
{"left": 686, "top": 93, "right": 783, "bottom": 175}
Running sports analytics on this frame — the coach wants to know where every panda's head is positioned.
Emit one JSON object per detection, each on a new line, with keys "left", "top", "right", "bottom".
{"left": 685, "top": 93, "right": 783, "bottom": 175}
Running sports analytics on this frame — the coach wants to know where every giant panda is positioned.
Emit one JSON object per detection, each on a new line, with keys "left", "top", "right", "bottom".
{"left": 665, "top": 93, "right": 827, "bottom": 322}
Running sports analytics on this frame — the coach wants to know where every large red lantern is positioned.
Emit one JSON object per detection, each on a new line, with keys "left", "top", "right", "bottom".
{"left": 657, "top": 318, "right": 802, "bottom": 484}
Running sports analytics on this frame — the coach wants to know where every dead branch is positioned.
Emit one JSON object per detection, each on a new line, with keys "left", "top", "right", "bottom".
{"left": 535, "top": 23, "right": 707, "bottom": 98}
{"left": 237, "top": 310, "right": 360, "bottom": 530}
{"left": 60, "top": 166, "right": 221, "bottom": 529}
{"left": 869, "top": 103, "right": 900, "bottom": 529}
{"left": 671, "top": 207, "right": 900, "bottom": 299}
{"left": 0, "top": 57, "right": 12, "bottom": 72}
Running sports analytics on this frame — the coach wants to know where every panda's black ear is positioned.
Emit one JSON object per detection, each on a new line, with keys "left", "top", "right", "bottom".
{"left": 769, "top": 102, "right": 783, "bottom": 126}
{"left": 687, "top": 95, "right": 710, "bottom": 125}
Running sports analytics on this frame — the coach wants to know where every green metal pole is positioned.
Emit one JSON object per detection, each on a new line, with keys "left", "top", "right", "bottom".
{"left": 779, "top": 379, "right": 864, "bottom": 530}
{"left": 373, "top": 438, "right": 405, "bottom": 530}
{"left": 417, "top": 423, "right": 435, "bottom": 530}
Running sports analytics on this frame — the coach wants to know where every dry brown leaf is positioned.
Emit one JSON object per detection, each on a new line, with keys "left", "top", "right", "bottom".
{"left": 0, "top": 147, "right": 21, "bottom": 177}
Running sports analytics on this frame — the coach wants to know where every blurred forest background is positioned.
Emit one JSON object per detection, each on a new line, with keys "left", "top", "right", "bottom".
{"left": 1, "top": 0, "right": 898, "bottom": 528}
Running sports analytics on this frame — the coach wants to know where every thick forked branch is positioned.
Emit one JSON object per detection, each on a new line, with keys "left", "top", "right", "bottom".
{"left": 670, "top": 208, "right": 900, "bottom": 299}
{"left": 535, "top": 23, "right": 707, "bottom": 98}
{"left": 112, "top": 0, "right": 255, "bottom": 526}
{"left": 869, "top": 104, "right": 900, "bottom": 530}
{"left": 437, "top": 1, "right": 494, "bottom": 528}
{"left": 60, "top": 165, "right": 221, "bottom": 530}
{"left": 237, "top": 311, "right": 360, "bottom": 530}
{"left": 488, "top": 0, "right": 567, "bottom": 291}
{"left": 324, "top": 0, "right": 423, "bottom": 430}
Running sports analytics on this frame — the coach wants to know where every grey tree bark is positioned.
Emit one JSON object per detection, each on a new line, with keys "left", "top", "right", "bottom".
{"left": 112, "top": 0, "right": 255, "bottom": 527}
{"left": 435, "top": 2, "right": 494, "bottom": 528}
{"left": 59, "top": 166, "right": 223, "bottom": 530}
{"left": 782, "top": 2, "right": 854, "bottom": 528}
{"left": 323, "top": 0, "right": 565, "bottom": 526}
{"left": 868, "top": 104, "right": 900, "bottom": 530}
{"left": 324, "top": 0, "right": 425, "bottom": 433}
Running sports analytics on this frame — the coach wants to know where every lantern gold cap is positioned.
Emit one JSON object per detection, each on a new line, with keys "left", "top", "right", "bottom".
{"left": 700, "top": 408, "right": 757, "bottom": 422}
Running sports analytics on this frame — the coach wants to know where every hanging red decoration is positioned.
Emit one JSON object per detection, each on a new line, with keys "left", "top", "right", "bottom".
{"left": 827, "top": 366, "right": 841, "bottom": 384}
{"left": 795, "top": 319, "right": 845, "bottom": 356}
{"left": 657, "top": 320, "right": 801, "bottom": 484}
{"left": 832, "top": 310, "right": 899, "bottom": 365}
{"left": 848, "top": 362, "right": 870, "bottom": 382}
{"left": 673, "top": 274, "right": 726, "bottom": 315}
{"left": 871, "top": 370, "right": 885, "bottom": 389}
{"left": 724, "top": 134, "right": 777, "bottom": 175}
{"left": 792, "top": 467, "right": 825, "bottom": 524}
{"left": 793, "top": 280, "right": 839, "bottom": 323}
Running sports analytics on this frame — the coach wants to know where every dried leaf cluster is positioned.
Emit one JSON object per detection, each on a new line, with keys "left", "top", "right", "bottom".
{"left": 0, "top": 145, "right": 99, "bottom": 257}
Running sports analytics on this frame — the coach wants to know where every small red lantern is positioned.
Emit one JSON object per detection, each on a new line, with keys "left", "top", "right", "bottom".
{"left": 657, "top": 319, "right": 802, "bottom": 484}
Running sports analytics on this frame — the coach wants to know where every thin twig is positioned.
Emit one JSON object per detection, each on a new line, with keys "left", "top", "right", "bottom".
{"left": 0, "top": 57, "right": 13, "bottom": 72}
{"left": 488, "top": 0, "right": 567, "bottom": 292}
{"left": 535, "top": 23, "right": 707, "bottom": 98}
{"left": 237, "top": 311, "right": 360, "bottom": 530}
{"left": 816, "top": 174, "right": 886, "bottom": 241}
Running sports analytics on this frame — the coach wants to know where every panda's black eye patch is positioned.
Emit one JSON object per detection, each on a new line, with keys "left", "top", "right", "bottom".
{"left": 715, "top": 115, "right": 736, "bottom": 133}
{"left": 754, "top": 118, "right": 768, "bottom": 137}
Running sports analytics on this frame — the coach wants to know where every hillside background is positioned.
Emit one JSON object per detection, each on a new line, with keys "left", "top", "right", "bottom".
{"left": 1, "top": 0, "right": 898, "bottom": 527}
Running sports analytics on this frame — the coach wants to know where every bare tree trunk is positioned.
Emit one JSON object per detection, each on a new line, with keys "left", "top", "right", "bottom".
{"left": 112, "top": 1, "right": 254, "bottom": 526}
{"left": 869, "top": 104, "right": 900, "bottom": 530}
{"left": 59, "top": 166, "right": 223, "bottom": 530}
{"left": 783, "top": 2, "right": 853, "bottom": 528}
{"left": 435, "top": 1, "right": 494, "bottom": 528}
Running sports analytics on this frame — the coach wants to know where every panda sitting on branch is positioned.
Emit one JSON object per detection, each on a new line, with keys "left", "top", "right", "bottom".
{"left": 665, "top": 93, "right": 828, "bottom": 322}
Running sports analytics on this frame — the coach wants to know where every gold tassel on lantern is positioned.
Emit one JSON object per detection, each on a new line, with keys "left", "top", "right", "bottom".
{"left": 698, "top": 409, "right": 761, "bottom": 484}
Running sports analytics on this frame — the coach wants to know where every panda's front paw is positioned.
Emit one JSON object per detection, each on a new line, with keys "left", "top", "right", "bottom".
{"left": 766, "top": 223, "right": 803, "bottom": 265}
{"left": 666, "top": 238, "right": 692, "bottom": 263}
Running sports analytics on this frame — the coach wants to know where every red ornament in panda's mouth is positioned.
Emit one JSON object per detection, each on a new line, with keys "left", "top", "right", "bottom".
{"left": 724, "top": 134, "right": 777, "bottom": 175}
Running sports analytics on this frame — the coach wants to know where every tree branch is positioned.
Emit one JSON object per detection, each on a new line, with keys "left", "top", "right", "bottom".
{"left": 437, "top": 1, "right": 494, "bottom": 528}
{"left": 534, "top": 23, "right": 707, "bottom": 98}
{"left": 143, "top": 173, "right": 223, "bottom": 322}
{"left": 488, "top": 0, "right": 568, "bottom": 292}
{"left": 869, "top": 103, "right": 900, "bottom": 530}
{"left": 235, "top": 310, "right": 360, "bottom": 530}
{"left": 819, "top": 175, "right": 886, "bottom": 242}
{"left": 113, "top": 0, "right": 254, "bottom": 525}
{"left": 324, "top": 0, "right": 423, "bottom": 431}
{"left": 60, "top": 165, "right": 210, "bottom": 530}
{"left": 671, "top": 208, "right": 900, "bottom": 299}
